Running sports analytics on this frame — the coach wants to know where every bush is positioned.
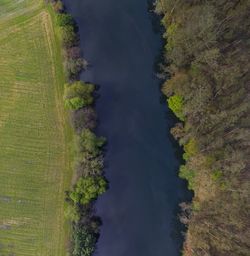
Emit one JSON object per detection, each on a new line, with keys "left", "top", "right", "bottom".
{"left": 70, "top": 176, "right": 107, "bottom": 205}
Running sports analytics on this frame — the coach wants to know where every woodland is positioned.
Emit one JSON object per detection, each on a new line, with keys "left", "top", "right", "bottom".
{"left": 155, "top": 0, "right": 250, "bottom": 255}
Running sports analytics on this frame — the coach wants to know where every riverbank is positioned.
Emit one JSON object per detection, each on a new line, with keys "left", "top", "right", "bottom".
{"left": 156, "top": 1, "right": 250, "bottom": 255}
{"left": 48, "top": 1, "right": 108, "bottom": 255}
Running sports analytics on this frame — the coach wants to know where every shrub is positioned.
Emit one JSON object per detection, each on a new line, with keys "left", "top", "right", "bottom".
{"left": 70, "top": 176, "right": 107, "bottom": 205}
{"left": 167, "top": 94, "right": 185, "bottom": 121}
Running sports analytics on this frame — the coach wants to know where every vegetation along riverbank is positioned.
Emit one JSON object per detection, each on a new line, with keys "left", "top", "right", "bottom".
{"left": 155, "top": 0, "right": 250, "bottom": 255}
{"left": 48, "top": 1, "right": 107, "bottom": 255}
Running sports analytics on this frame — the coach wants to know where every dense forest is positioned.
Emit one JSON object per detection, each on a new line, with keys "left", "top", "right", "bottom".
{"left": 155, "top": 0, "right": 250, "bottom": 255}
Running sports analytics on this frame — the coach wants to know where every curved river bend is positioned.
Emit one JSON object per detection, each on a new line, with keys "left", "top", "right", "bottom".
{"left": 63, "top": 0, "right": 190, "bottom": 255}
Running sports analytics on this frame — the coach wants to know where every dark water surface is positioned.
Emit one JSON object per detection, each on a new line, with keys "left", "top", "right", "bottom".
{"left": 63, "top": 1, "right": 190, "bottom": 255}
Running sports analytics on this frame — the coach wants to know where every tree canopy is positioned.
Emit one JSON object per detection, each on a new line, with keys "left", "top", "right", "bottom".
{"left": 70, "top": 176, "right": 107, "bottom": 205}
{"left": 64, "top": 82, "right": 95, "bottom": 110}
{"left": 156, "top": 0, "right": 250, "bottom": 255}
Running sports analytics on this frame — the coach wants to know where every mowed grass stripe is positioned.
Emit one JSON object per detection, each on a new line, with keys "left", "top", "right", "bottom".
{"left": 0, "top": 1, "right": 70, "bottom": 255}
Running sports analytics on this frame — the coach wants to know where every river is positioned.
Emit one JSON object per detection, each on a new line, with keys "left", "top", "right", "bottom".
{"left": 63, "top": 0, "right": 190, "bottom": 255}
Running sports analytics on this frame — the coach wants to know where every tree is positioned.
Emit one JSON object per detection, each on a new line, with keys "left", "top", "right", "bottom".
{"left": 72, "top": 225, "right": 97, "bottom": 256}
{"left": 77, "top": 155, "right": 104, "bottom": 177}
{"left": 160, "top": 0, "right": 250, "bottom": 255}
{"left": 64, "top": 82, "right": 95, "bottom": 110}
{"left": 65, "top": 202, "right": 80, "bottom": 222}
{"left": 170, "top": 122, "right": 185, "bottom": 140}
{"left": 183, "top": 138, "right": 198, "bottom": 160}
{"left": 65, "top": 97, "right": 85, "bottom": 110}
{"left": 65, "top": 47, "right": 81, "bottom": 59}
{"left": 70, "top": 176, "right": 107, "bottom": 205}
{"left": 60, "top": 25, "right": 77, "bottom": 48}
{"left": 167, "top": 94, "right": 185, "bottom": 121}
{"left": 78, "top": 129, "right": 106, "bottom": 156}
{"left": 64, "top": 57, "right": 85, "bottom": 79}
{"left": 52, "top": 1, "right": 64, "bottom": 13}
{"left": 71, "top": 107, "right": 97, "bottom": 133}
{"left": 179, "top": 165, "right": 195, "bottom": 190}
{"left": 56, "top": 13, "right": 75, "bottom": 27}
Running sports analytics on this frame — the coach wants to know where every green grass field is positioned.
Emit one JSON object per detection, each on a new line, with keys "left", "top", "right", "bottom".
{"left": 0, "top": 1, "right": 71, "bottom": 255}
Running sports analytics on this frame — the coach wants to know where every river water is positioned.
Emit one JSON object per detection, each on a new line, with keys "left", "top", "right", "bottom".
{"left": 63, "top": 0, "right": 190, "bottom": 255}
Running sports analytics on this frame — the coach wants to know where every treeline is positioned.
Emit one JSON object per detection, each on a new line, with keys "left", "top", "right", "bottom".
{"left": 49, "top": 0, "right": 87, "bottom": 81}
{"left": 48, "top": 1, "right": 107, "bottom": 255}
{"left": 155, "top": 0, "right": 250, "bottom": 255}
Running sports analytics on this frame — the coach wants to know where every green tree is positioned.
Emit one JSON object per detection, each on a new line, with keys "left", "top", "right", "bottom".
{"left": 78, "top": 129, "right": 106, "bottom": 156}
{"left": 179, "top": 165, "right": 195, "bottom": 190}
{"left": 65, "top": 202, "right": 80, "bottom": 222}
{"left": 167, "top": 94, "right": 185, "bottom": 121}
{"left": 64, "top": 82, "right": 95, "bottom": 110}
{"left": 70, "top": 176, "right": 107, "bottom": 205}
{"left": 56, "top": 13, "right": 75, "bottom": 27}
{"left": 72, "top": 225, "right": 97, "bottom": 256}
{"left": 183, "top": 138, "right": 198, "bottom": 160}
{"left": 65, "top": 97, "right": 85, "bottom": 110}
{"left": 159, "top": 0, "right": 250, "bottom": 255}
{"left": 60, "top": 25, "right": 77, "bottom": 48}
